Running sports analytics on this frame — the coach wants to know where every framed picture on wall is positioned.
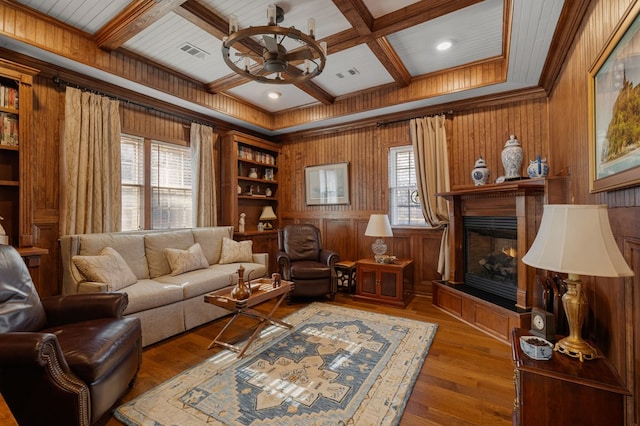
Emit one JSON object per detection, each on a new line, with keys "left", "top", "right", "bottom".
{"left": 589, "top": 2, "right": 640, "bottom": 192}
{"left": 305, "top": 162, "right": 350, "bottom": 205}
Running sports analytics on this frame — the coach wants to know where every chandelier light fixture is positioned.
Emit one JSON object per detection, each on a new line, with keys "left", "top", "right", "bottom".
{"left": 221, "top": 4, "right": 327, "bottom": 85}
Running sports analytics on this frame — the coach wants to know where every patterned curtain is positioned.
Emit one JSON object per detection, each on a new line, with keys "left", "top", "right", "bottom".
{"left": 61, "top": 87, "right": 121, "bottom": 235}
{"left": 409, "top": 115, "right": 451, "bottom": 279}
{"left": 191, "top": 123, "right": 218, "bottom": 227}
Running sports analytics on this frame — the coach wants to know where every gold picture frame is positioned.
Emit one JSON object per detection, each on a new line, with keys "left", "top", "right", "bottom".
{"left": 589, "top": 1, "right": 640, "bottom": 192}
{"left": 305, "top": 162, "right": 350, "bottom": 205}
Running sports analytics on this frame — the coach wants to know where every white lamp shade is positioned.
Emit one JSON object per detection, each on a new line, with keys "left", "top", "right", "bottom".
{"left": 365, "top": 214, "right": 393, "bottom": 238}
{"left": 521, "top": 204, "right": 634, "bottom": 277}
{"left": 259, "top": 205, "right": 277, "bottom": 221}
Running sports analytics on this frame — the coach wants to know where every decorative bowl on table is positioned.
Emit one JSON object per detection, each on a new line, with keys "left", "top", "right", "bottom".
{"left": 374, "top": 255, "right": 397, "bottom": 264}
{"left": 520, "top": 335, "right": 554, "bottom": 360}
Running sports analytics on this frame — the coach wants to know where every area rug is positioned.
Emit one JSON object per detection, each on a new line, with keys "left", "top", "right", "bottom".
{"left": 115, "top": 302, "right": 438, "bottom": 425}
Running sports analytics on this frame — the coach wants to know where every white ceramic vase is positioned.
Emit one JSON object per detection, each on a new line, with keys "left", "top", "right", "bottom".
{"left": 471, "top": 156, "right": 490, "bottom": 186}
{"left": 501, "top": 135, "right": 523, "bottom": 179}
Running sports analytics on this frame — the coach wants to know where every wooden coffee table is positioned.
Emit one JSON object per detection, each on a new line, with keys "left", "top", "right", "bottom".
{"left": 204, "top": 278, "right": 294, "bottom": 357}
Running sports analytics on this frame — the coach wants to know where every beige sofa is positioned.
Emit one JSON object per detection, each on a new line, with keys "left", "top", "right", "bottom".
{"left": 60, "top": 227, "right": 267, "bottom": 347}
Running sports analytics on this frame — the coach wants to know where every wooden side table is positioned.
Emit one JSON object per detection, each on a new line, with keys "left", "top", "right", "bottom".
{"left": 511, "top": 328, "right": 629, "bottom": 425}
{"left": 335, "top": 260, "right": 356, "bottom": 293}
{"left": 354, "top": 258, "right": 414, "bottom": 307}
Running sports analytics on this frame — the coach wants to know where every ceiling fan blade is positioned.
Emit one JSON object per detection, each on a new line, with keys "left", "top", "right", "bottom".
{"left": 285, "top": 49, "right": 312, "bottom": 63}
{"left": 234, "top": 52, "right": 263, "bottom": 60}
{"left": 263, "top": 35, "right": 279, "bottom": 53}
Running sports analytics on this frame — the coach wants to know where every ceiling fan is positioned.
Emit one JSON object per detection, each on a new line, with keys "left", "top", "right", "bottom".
{"left": 221, "top": 4, "right": 327, "bottom": 84}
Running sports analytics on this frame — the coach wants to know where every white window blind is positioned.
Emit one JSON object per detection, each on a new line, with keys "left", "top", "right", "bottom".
{"left": 150, "top": 141, "right": 192, "bottom": 229}
{"left": 121, "top": 135, "right": 144, "bottom": 231}
{"left": 389, "top": 146, "right": 426, "bottom": 226}
{"left": 120, "top": 135, "right": 193, "bottom": 231}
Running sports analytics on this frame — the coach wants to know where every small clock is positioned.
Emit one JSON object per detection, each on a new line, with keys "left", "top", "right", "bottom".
{"left": 529, "top": 307, "right": 556, "bottom": 342}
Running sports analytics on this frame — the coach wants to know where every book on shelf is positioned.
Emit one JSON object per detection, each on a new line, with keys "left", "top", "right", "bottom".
{"left": 0, "top": 84, "right": 18, "bottom": 109}
{"left": 0, "top": 113, "right": 18, "bottom": 146}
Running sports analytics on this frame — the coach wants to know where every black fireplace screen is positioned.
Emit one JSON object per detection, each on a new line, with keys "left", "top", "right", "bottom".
{"left": 463, "top": 216, "right": 518, "bottom": 302}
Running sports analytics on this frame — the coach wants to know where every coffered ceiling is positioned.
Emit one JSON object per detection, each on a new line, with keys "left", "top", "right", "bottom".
{"left": 1, "top": 0, "right": 568, "bottom": 135}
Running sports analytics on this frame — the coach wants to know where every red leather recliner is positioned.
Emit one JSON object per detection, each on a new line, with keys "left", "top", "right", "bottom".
{"left": 277, "top": 224, "right": 339, "bottom": 300}
{"left": 0, "top": 244, "right": 142, "bottom": 425}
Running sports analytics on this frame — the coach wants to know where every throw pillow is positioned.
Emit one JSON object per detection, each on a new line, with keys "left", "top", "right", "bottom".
{"left": 165, "top": 243, "right": 210, "bottom": 276}
{"left": 72, "top": 247, "right": 138, "bottom": 291}
{"left": 219, "top": 237, "right": 253, "bottom": 264}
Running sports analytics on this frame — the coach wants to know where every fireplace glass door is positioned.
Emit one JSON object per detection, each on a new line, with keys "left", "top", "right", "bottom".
{"left": 463, "top": 216, "right": 518, "bottom": 302}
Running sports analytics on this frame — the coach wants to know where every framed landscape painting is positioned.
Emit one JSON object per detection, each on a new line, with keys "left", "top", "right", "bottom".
{"left": 589, "top": 2, "right": 640, "bottom": 192}
{"left": 305, "top": 162, "right": 350, "bottom": 205}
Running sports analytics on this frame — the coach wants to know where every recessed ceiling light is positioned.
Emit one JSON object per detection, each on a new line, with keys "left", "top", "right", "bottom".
{"left": 436, "top": 41, "right": 452, "bottom": 51}
{"left": 268, "top": 91, "right": 281, "bottom": 99}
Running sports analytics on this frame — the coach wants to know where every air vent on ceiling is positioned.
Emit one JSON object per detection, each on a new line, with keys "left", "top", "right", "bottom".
{"left": 178, "top": 42, "right": 209, "bottom": 60}
{"left": 335, "top": 67, "right": 360, "bottom": 78}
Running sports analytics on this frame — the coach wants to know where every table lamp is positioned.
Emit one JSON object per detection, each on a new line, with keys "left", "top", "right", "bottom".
{"left": 259, "top": 205, "right": 277, "bottom": 230}
{"left": 365, "top": 214, "right": 393, "bottom": 256}
{"left": 521, "top": 204, "right": 634, "bottom": 361}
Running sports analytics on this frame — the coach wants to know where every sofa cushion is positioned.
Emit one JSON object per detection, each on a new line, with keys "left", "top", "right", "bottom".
{"left": 72, "top": 247, "right": 138, "bottom": 291}
{"left": 219, "top": 237, "right": 253, "bottom": 264}
{"left": 155, "top": 262, "right": 268, "bottom": 299}
{"left": 78, "top": 234, "right": 149, "bottom": 279}
{"left": 165, "top": 243, "right": 209, "bottom": 276}
{"left": 192, "top": 227, "right": 231, "bottom": 265}
{"left": 120, "top": 279, "right": 184, "bottom": 314}
{"left": 145, "top": 230, "right": 195, "bottom": 278}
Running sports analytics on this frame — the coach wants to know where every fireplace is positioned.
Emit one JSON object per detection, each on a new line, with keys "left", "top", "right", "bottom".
{"left": 463, "top": 216, "right": 518, "bottom": 303}
{"left": 432, "top": 179, "right": 566, "bottom": 342}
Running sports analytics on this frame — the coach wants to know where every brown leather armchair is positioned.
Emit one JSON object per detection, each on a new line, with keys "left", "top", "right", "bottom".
{"left": 277, "top": 224, "right": 339, "bottom": 300}
{"left": 0, "top": 244, "right": 142, "bottom": 426}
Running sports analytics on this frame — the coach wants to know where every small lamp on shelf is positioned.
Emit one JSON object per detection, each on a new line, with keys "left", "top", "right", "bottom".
{"left": 259, "top": 206, "right": 277, "bottom": 230}
{"left": 521, "top": 204, "right": 634, "bottom": 362}
{"left": 365, "top": 214, "right": 393, "bottom": 260}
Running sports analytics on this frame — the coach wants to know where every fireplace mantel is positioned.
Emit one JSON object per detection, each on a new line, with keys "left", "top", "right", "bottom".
{"left": 433, "top": 177, "right": 567, "bottom": 342}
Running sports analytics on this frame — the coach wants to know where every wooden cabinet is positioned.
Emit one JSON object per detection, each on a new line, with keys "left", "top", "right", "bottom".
{"left": 234, "top": 229, "right": 278, "bottom": 275}
{"left": 511, "top": 328, "right": 629, "bottom": 426}
{"left": 0, "top": 59, "right": 38, "bottom": 248}
{"left": 220, "top": 131, "right": 280, "bottom": 233}
{"left": 354, "top": 258, "right": 414, "bottom": 307}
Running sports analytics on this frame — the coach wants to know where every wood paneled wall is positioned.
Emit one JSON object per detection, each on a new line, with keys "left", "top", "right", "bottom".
{"left": 278, "top": 98, "right": 549, "bottom": 295}
{"left": 450, "top": 97, "right": 549, "bottom": 187}
{"left": 548, "top": 0, "right": 638, "bottom": 423}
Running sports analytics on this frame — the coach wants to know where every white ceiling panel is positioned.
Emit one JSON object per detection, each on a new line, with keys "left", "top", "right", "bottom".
{"left": 198, "top": 0, "right": 352, "bottom": 40}
{"left": 227, "top": 82, "right": 319, "bottom": 112}
{"left": 509, "top": 0, "right": 565, "bottom": 83}
{"left": 123, "top": 12, "right": 226, "bottom": 83}
{"left": 362, "top": 0, "right": 422, "bottom": 19}
{"left": 16, "top": 0, "right": 131, "bottom": 33}
{"left": 388, "top": 0, "right": 504, "bottom": 76}
{"left": 312, "top": 44, "right": 395, "bottom": 97}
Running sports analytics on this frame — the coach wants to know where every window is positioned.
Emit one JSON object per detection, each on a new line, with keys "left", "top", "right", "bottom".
{"left": 121, "top": 134, "right": 192, "bottom": 231}
{"left": 388, "top": 146, "right": 426, "bottom": 226}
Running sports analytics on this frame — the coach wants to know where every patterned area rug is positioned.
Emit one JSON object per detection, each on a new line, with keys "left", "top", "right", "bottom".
{"left": 115, "top": 302, "right": 438, "bottom": 425}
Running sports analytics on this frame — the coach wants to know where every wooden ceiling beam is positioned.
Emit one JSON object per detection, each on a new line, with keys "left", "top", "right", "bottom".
{"left": 333, "top": 0, "right": 410, "bottom": 87}
{"left": 371, "top": 0, "right": 484, "bottom": 35}
{"left": 94, "top": 0, "right": 187, "bottom": 51}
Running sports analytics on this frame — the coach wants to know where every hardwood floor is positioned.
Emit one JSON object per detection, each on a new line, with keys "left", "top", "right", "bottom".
{"left": 0, "top": 293, "right": 515, "bottom": 425}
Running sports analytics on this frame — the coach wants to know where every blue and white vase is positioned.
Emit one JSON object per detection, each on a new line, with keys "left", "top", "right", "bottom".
{"left": 501, "top": 135, "right": 523, "bottom": 180}
{"left": 471, "top": 156, "right": 490, "bottom": 186}
{"left": 527, "top": 155, "right": 549, "bottom": 178}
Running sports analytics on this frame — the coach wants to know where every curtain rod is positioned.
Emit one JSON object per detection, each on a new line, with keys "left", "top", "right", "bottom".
{"left": 376, "top": 110, "right": 453, "bottom": 127}
{"left": 51, "top": 76, "right": 214, "bottom": 128}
